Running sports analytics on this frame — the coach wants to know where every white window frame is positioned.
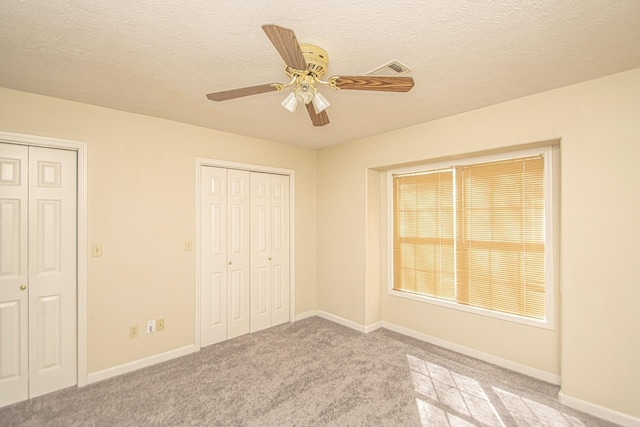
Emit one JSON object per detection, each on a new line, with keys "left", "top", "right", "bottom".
{"left": 387, "top": 146, "right": 555, "bottom": 329}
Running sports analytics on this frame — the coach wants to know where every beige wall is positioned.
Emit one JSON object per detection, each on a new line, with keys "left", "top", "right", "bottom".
{"left": 317, "top": 68, "right": 640, "bottom": 417}
{"left": 0, "top": 88, "right": 317, "bottom": 373}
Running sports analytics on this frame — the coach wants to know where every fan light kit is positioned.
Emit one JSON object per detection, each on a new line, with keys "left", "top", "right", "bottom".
{"left": 206, "top": 24, "right": 415, "bottom": 127}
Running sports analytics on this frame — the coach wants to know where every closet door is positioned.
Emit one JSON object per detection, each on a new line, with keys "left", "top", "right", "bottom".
{"left": 250, "top": 172, "right": 289, "bottom": 333}
{"left": 201, "top": 166, "right": 228, "bottom": 346}
{"left": 200, "top": 166, "right": 251, "bottom": 346}
{"left": 269, "top": 173, "right": 290, "bottom": 327}
{"left": 225, "top": 169, "right": 250, "bottom": 339}
{"left": 28, "top": 147, "right": 77, "bottom": 398}
{"left": 0, "top": 144, "right": 77, "bottom": 406}
{"left": 0, "top": 144, "right": 29, "bottom": 407}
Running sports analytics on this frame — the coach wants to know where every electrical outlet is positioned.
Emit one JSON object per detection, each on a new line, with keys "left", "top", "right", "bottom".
{"left": 184, "top": 240, "right": 193, "bottom": 251}
{"left": 91, "top": 244, "right": 103, "bottom": 257}
{"left": 146, "top": 320, "right": 156, "bottom": 333}
{"left": 129, "top": 325, "right": 139, "bottom": 338}
{"left": 156, "top": 318, "right": 165, "bottom": 331}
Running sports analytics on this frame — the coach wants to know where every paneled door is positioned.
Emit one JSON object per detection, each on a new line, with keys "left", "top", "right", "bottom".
{"left": 250, "top": 172, "right": 290, "bottom": 333}
{"left": 0, "top": 143, "right": 77, "bottom": 407}
{"left": 0, "top": 144, "right": 28, "bottom": 406}
{"left": 200, "top": 166, "right": 250, "bottom": 346}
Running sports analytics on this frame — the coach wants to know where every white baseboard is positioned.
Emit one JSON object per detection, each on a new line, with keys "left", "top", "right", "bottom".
{"left": 558, "top": 391, "right": 640, "bottom": 427}
{"left": 298, "top": 310, "right": 382, "bottom": 333}
{"left": 381, "top": 321, "right": 560, "bottom": 385}
{"left": 294, "top": 310, "right": 318, "bottom": 321}
{"left": 364, "top": 321, "right": 383, "bottom": 333}
{"left": 316, "top": 310, "right": 367, "bottom": 333}
{"left": 86, "top": 344, "right": 197, "bottom": 385}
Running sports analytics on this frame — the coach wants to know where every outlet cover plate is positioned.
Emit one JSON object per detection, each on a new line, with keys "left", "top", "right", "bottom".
{"left": 129, "top": 325, "right": 139, "bottom": 338}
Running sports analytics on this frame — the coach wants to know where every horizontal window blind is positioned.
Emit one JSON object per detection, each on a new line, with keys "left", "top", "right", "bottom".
{"left": 394, "top": 170, "right": 455, "bottom": 301}
{"left": 393, "top": 155, "right": 546, "bottom": 320}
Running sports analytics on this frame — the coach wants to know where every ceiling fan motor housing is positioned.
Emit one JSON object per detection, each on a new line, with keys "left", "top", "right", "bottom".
{"left": 299, "top": 44, "right": 329, "bottom": 77}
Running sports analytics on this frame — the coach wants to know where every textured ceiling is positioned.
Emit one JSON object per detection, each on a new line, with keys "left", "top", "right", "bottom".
{"left": 1, "top": 1, "right": 640, "bottom": 149}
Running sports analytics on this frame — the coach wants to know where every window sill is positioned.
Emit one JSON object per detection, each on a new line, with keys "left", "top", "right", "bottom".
{"left": 388, "top": 288, "right": 555, "bottom": 330}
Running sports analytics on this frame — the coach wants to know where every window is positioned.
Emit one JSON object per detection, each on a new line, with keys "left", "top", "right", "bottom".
{"left": 389, "top": 148, "right": 554, "bottom": 328}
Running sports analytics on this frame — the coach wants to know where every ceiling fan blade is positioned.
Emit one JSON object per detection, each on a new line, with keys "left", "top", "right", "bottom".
{"left": 333, "top": 76, "right": 415, "bottom": 92}
{"left": 262, "top": 24, "right": 308, "bottom": 71}
{"left": 305, "top": 103, "right": 330, "bottom": 127}
{"left": 206, "top": 84, "right": 278, "bottom": 101}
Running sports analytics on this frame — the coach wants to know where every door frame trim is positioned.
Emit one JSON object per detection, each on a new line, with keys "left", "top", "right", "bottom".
{"left": 0, "top": 131, "right": 88, "bottom": 387}
{"left": 195, "top": 158, "right": 295, "bottom": 349}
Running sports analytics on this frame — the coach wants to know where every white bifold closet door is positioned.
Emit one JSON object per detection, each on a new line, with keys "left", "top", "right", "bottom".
{"left": 200, "top": 166, "right": 290, "bottom": 346}
{"left": 200, "top": 167, "right": 251, "bottom": 346}
{"left": 0, "top": 143, "right": 77, "bottom": 407}
{"left": 250, "top": 172, "right": 290, "bottom": 333}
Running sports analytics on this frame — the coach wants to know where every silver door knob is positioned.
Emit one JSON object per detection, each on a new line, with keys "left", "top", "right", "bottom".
{"left": 228, "top": 262, "right": 232, "bottom": 265}
{"left": 268, "top": 257, "right": 272, "bottom": 261}
{"left": 20, "top": 285, "right": 26, "bottom": 290}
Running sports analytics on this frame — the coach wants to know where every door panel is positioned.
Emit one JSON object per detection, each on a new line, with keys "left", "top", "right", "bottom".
{"left": 230, "top": 205, "right": 242, "bottom": 254}
{"left": 250, "top": 172, "right": 290, "bottom": 331}
{"left": 201, "top": 167, "right": 227, "bottom": 346}
{"left": 37, "top": 200, "right": 61, "bottom": 273}
{"left": 226, "top": 169, "right": 250, "bottom": 339}
{"left": 201, "top": 167, "right": 251, "bottom": 343}
{"left": 37, "top": 295, "right": 61, "bottom": 370}
{"left": 250, "top": 173, "right": 272, "bottom": 333}
{"left": 1, "top": 199, "right": 21, "bottom": 276}
{"left": 270, "top": 174, "right": 290, "bottom": 327}
{"left": 273, "top": 265, "right": 283, "bottom": 311}
{"left": 257, "top": 205, "right": 268, "bottom": 252}
{"left": 28, "top": 146, "right": 76, "bottom": 398}
{"left": 0, "top": 300, "right": 24, "bottom": 403}
{"left": 273, "top": 205, "right": 283, "bottom": 251}
{"left": 257, "top": 266, "right": 269, "bottom": 315}
{"left": 229, "top": 269, "right": 242, "bottom": 321}
{"left": 209, "top": 273, "right": 224, "bottom": 327}
{"left": 0, "top": 144, "right": 28, "bottom": 407}
{"left": 210, "top": 205, "right": 224, "bottom": 256}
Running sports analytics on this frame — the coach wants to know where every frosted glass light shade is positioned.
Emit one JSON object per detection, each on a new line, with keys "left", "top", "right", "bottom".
{"left": 281, "top": 92, "right": 299, "bottom": 113}
{"left": 311, "top": 91, "right": 330, "bottom": 113}
{"left": 294, "top": 82, "right": 315, "bottom": 105}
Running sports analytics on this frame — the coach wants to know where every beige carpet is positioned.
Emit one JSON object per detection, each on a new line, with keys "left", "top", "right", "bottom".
{"left": 1, "top": 317, "right": 616, "bottom": 426}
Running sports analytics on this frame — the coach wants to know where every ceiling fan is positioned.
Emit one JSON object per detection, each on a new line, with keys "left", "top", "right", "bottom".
{"left": 206, "top": 24, "right": 415, "bottom": 127}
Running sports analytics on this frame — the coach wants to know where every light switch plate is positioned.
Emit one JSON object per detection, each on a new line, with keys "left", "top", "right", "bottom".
{"left": 91, "top": 244, "right": 103, "bottom": 257}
